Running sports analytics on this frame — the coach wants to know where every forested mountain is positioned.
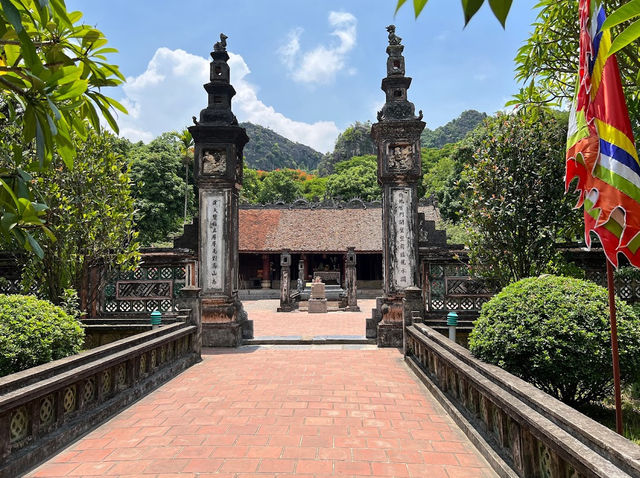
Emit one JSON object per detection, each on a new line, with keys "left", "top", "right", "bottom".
{"left": 421, "top": 110, "right": 486, "bottom": 148}
{"left": 317, "top": 121, "right": 376, "bottom": 176}
{"left": 241, "top": 122, "right": 323, "bottom": 171}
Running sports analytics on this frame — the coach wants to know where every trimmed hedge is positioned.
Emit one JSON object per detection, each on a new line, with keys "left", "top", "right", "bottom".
{"left": 0, "top": 294, "right": 84, "bottom": 376}
{"left": 469, "top": 275, "right": 640, "bottom": 406}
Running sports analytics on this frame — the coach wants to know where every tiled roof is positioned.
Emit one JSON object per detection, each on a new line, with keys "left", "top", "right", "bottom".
{"left": 239, "top": 205, "right": 438, "bottom": 253}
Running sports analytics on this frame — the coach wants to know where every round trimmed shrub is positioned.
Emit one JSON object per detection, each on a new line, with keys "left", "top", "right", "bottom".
{"left": 0, "top": 294, "right": 84, "bottom": 376}
{"left": 468, "top": 275, "right": 640, "bottom": 406}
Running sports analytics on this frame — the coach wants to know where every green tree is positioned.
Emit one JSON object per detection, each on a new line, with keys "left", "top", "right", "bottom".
{"left": 173, "top": 128, "right": 194, "bottom": 225}
{"left": 18, "top": 129, "right": 138, "bottom": 305}
{"left": 300, "top": 175, "right": 328, "bottom": 201}
{"left": 241, "top": 166, "right": 263, "bottom": 204}
{"left": 129, "top": 133, "right": 190, "bottom": 245}
{"left": 256, "top": 169, "right": 302, "bottom": 204}
{"left": 463, "top": 111, "right": 582, "bottom": 286}
{"left": 325, "top": 155, "right": 381, "bottom": 201}
{"left": 513, "top": 0, "right": 640, "bottom": 138}
{"left": 0, "top": 0, "right": 125, "bottom": 254}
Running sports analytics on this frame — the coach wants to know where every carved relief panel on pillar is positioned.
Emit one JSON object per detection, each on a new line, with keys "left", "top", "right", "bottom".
{"left": 194, "top": 143, "right": 238, "bottom": 181}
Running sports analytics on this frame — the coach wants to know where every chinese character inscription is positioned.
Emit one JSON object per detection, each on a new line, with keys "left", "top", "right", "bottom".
{"left": 205, "top": 194, "right": 224, "bottom": 290}
{"left": 391, "top": 188, "right": 414, "bottom": 289}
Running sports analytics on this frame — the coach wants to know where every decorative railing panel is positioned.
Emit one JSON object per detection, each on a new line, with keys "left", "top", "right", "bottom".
{"left": 405, "top": 324, "right": 640, "bottom": 478}
{"left": 103, "top": 263, "right": 191, "bottom": 314}
{"left": 426, "top": 263, "right": 493, "bottom": 312}
{"left": 0, "top": 323, "right": 198, "bottom": 477}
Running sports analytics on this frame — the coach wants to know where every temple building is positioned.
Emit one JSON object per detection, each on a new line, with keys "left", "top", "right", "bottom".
{"left": 174, "top": 199, "right": 439, "bottom": 292}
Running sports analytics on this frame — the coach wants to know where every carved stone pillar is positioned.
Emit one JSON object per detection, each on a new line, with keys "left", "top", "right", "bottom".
{"left": 278, "top": 251, "right": 295, "bottom": 312}
{"left": 189, "top": 33, "right": 253, "bottom": 346}
{"left": 345, "top": 247, "right": 360, "bottom": 312}
{"left": 367, "top": 25, "right": 425, "bottom": 347}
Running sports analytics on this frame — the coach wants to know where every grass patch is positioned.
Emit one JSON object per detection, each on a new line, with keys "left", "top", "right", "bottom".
{"left": 577, "top": 384, "right": 640, "bottom": 445}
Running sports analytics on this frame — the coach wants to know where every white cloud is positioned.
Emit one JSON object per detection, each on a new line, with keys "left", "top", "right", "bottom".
{"left": 279, "top": 27, "right": 302, "bottom": 69}
{"left": 281, "top": 11, "right": 357, "bottom": 86}
{"left": 116, "top": 47, "right": 339, "bottom": 152}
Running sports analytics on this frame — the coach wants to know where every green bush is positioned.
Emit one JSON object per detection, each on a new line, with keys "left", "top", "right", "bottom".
{"left": 469, "top": 275, "right": 640, "bottom": 406}
{"left": 0, "top": 294, "right": 84, "bottom": 376}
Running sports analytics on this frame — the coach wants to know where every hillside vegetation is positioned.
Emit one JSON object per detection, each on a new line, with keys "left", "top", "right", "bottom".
{"left": 241, "top": 122, "right": 323, "bottom": 171}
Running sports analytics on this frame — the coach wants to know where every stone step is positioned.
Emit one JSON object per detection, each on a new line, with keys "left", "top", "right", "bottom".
{"left": 244, "top": 335, "right": 376, "bottom": 345}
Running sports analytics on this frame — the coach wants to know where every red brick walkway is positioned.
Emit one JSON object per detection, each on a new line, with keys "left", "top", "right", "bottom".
{"left": 243, "top": 300, "right": 375, "bottom": 338}
{"left": 28, "top": 347, "right": 496, "bottom": 478}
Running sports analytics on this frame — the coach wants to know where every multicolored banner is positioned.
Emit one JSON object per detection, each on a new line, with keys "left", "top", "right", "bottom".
{"left": 566, "top": 0, "right": 640, "bottom": 267}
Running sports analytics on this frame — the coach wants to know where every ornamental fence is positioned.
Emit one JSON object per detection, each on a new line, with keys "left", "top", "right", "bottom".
{"left": 420, "top": 245, "right": 640, "bottom": 322}
{"left": 0, "top": 322, "right": 199, "bottom": 477}
{"left": 404, "top": 323, "right": 640, "bottom": 477}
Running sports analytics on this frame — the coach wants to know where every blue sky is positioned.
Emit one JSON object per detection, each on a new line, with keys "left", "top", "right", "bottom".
{"left": 68, "top": 0, "right": 540, "bottom": 152}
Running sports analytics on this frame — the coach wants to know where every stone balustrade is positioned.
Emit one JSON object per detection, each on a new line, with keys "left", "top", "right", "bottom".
{"left": 0, "top": 322, "right": 199, "bottom": 477}
{"left": 405, "top": 323, "right": 640, "bottom": 478}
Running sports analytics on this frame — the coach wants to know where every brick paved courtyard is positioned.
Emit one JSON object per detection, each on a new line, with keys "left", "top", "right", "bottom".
{"left": 242, "top": 300, "right": 375, "bottom": 338}
{"left": 28, "top": 346, "right": 496, "bottom": 478}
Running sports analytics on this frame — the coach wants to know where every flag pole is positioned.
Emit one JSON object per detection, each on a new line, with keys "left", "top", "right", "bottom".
{"left": 606, "top": 258, "right": 623, "bottom": 435}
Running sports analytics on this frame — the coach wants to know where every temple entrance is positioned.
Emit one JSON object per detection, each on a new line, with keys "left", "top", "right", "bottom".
{"left": 181, "top": 26, "right": 424, "bottom": 347}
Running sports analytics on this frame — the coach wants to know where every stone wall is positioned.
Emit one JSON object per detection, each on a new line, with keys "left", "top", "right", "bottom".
{"left": 0, "top": 322, "right": 199, "bottom": 477}
{"left": 405, "top": 323, "right": 640, "bottom": 478}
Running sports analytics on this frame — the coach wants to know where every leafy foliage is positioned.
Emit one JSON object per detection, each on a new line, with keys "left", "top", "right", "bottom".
{"left": 422, "top": 140, "right": 477, "bottom": 223}
{"left": 0, "top": 293, "right": 84, "bottom": 376}
{"left": 317, "top": 121, "right": 375, "bottom": 176}
{"left": 173, "top": 128, "right": 194, "bottom": 226}
{"left": 129, "top": 133, "right": 194, "bottom": 245}
{"left": 0, "top": 0, "right": 125, "bottom": 254}
{"left": 462, "top": 111, "right": 582, "bottom": 286}
{"left": 325, "top": 155, "right": 381, "bottom": 201}
{"left": 469, "top": 275, "right": 640, "bottom": 406}
{"left": 241, "top": 122, "right": 323, "bottom": 171}
{"left": 395, "top": 0, "right": 514, "bottom": 27}
{"left": 420, "top": 110, "right": 486, "bottom": 148}
{"left": 513, "top": 0, "right": 640, "bottom": 139}
{"left": 18, "top": 129, "right": 139, "bottom": 304}
{"left": 602, "top": 0, "right": 640, "bottom": 56}
{"left": 256, "top": 169, "right": 303, "bottom": 204}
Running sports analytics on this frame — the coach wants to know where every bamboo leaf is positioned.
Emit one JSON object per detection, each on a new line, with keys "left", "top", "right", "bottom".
{"left": 602, "top": 0, "right": 640, "bottom": 30}
{"left": 0, "top": 0, "right": 24, "bottom": 33}
{"left": 413, "top": 0, "right": 428, "bottom": 18}
{"left": 609, "top": 17, "right": 640, "bottom": 56}
{"left": 395, "top": 0, "right": 408, "bottom": 15}
{"left": 488, "top": 0, "right": 513, "bottom": 28}
{"left": 461, "top": 0, "right": 485, "bottom": 26}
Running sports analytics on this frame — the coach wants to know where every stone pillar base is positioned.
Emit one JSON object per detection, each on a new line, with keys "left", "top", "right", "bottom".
{"left": 200, "top": 297, "right": 252, "bottom": 347}
{"left": 277, "top": 303, "right": 297, "bottom": 312}
{"left": 308, "top": 298, "right": 328, "bottom": 313}
{"left": 202, "top": 322, "right": 242, "bottom": 347}
{"left": 346, "top": 305, "right": 361, "bottom": 312}
{"left": 261, "top": 280, "right": 271, "bottom": 289}
{"left": 377, "top": 322, "right": 403, "bottom": 348}
{"left": 366, "top": 297, "right": 385, "bottom": 338}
